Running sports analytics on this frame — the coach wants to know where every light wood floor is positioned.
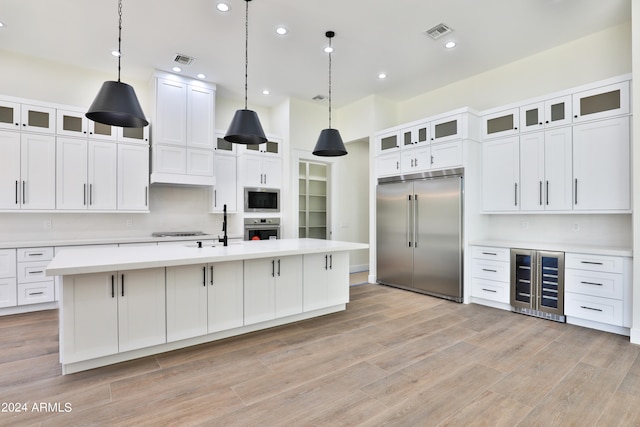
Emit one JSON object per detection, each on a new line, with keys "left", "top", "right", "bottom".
{"left": 1, "top": 279, "right": 640, "bottom": 426}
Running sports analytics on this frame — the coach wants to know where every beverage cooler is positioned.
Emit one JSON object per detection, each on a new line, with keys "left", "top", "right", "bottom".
{"left": 510, "top": 249, "right": 565, "bottom": 322}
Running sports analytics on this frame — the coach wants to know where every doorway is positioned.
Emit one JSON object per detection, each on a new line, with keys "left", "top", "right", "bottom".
{"left": 298, "top": 160, "right": 330, "bottom": 239}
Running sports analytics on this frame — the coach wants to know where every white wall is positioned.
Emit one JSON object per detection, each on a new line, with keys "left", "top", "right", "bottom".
{"left": 631, "top": 1, "right": 640, "bottom": 345}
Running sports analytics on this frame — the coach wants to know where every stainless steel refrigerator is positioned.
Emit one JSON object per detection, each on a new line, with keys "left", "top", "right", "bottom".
{"left": 376, "top": 170, "right": 463, "bottom": 302}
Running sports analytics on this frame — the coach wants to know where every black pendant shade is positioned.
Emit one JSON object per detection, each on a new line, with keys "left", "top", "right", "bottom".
{"left": 86, "top": 81, "right": 148, "bottom": 128}
{"left": 225, "top": 109, "right": 267, "bottom": 145}
{"left": 313, "top": 128, "right": 347, "bottom": 156}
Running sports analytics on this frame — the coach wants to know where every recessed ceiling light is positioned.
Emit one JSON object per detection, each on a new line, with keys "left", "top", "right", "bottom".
{"left": 262, "top": 89, "right": 270, "bottom": 95}
{"left": 216, "top": 2, "right": 230, "bottom": 12}
{"left": 377, "top": 73, "right": 387, "bottom": 80}
{"left": 0, "top": 22, "right": 5, "bottom": 28}
{"left": 445, "top": 41, "right": 456, "bottom": 49}
{"left": 197, "top": 73, "right": 206, "bottom": 79}
{"left": 111, "top": 50, "right": 121, "bottom": 57}
{"left": 275, "top": 26, "right": 287, "bottom": 35}
{"left": 172, "top": 66, "right": 182, "bottom": 73}
{"left": 324, "top": 46, "right": 334, "bottom": 54}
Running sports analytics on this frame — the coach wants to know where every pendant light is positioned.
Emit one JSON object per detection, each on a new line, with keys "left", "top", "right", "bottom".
{"left": 224, "top": 0, "right": 267, "bottom": 145}
{"left": 86, "top": 0, "right": 148, "bottom": 128}
{"left": 313, "top": 31, "right": 347, "bottom": 157}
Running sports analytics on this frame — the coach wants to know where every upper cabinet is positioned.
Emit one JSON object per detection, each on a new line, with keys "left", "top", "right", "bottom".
{"left": 519, "top": 95, "right": 572, "bottom": 132}
{"left": 150, "top": 71, "right": 216, "bottom": 186}
{"left": 57, "top": 108, "right": 148, "bottom": 143}
{"left": 375, "top": 130, "right": 401, "bottom": 155}
{"left": 482, "top": 108, "right": 519, "bottom": 139}
{"left": 0, "top": 100, "right": 55, "bottom": 134}
{"left": 431, "top": 114, "right": 463, "bottom": 143}
{"left": 572, "top": 81, "right": 630, "bottom": 123}
{"left": 239, "top": 138, "right": 281, "bottom": 157}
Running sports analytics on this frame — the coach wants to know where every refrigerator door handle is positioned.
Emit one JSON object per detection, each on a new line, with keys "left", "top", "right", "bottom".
{"left": 413, "top": 194, "right": 418, "bottom": 248}
{"left": 407, "top": 195, "right": 412, "bottom": 247}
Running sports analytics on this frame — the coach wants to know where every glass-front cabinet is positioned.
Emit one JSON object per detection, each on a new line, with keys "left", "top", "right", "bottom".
{"left": 0, "top": 100, "right": 55, "bottom": 134}
{"left": 403, "top": 122, "right": 429, "bottom": 147}
{"left": 242, "top": 139, "right": 280, "bottom": 156}
{"left": 572, "top": 81, "right": 630, "bottom": 123}
{"left": 482, "top": 108, "right": 519, "bottom": 139}
{"left": 376, "top": 130, "right": 400, "bottom": 154}
{"left": 431, "top": 114, "right": 462, "bottom": 143}
{"left": 519, "top": 95, "right": 572, "bottom": 132}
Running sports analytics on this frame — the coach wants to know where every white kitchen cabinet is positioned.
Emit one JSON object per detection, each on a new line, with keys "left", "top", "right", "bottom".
{"left": 572, "top": 116, "right": 630, "bottom": 211}
{"left": 56, "top": 108, "right": 88, "bottom": 137}
{"left": 0, "top": 130, "right": 21, "bottom": 210}
{"left": 303, "top": 252, "right": 348, "bottom": 312}
{"left": 241, "top": 138, "right": 281, "bottom": 156}
{"left": 117, "top": 268, "right": 166, "bottom": 352}
{"left": 430, "top": 140, "right": 463, "bottom": 170}
{"left": 211, "top": 153, "right": 237, "bottom": 213}
{"left": 186, "top": 148, "right": 214, "bottom": 176}
{"left": 0, "top": 249, "right": 17, "bottom": 308}
{"left": 154, "top": 78, "right": 187, "bottom": 146}
{"left": 470, "top": 246, "right": 510, "bottom": 306}
{"left": 401, "top": 145, "right": 430, "bottom": 174}
{"left": 376, "top": 152, "right": 401, "bottom": 177}
{"left": 19, "top": 103, "right": 56, "bottom": 134}
{"left": 61, "top": 273, "right": 119, "bottom": 363}
{"left": 482, "top": 108, "right": 519, "bottom": 139}
{"left": 16, "top": 247, "right": 54, "bottom": 305}
{"left": 430, "top": 114, "right": 463, "bottom": 143}
{"left": 166, "top": 264, "right": 208, "bottom": 342}
{"left": 208, "top": 261, "right": 244, "bottom": 333}
{"left": 56, "top": 137, "right": 117, "bottom": 210}
{"left": 244, "top": 255, "right": 302, "bottom": 325}
{"left": 572, "top": 81, "right": 630, "bottom": 123}
{"left": 88, "top": 121, "right": 117, "bottom": 141}
{"left": 0, "top": 99, "right": 21, "bottom": 131}
{"left": 240, "top": 154, "right": 282, "bottom": 188}
{"left": 0, "top": 249, "right": 16, "bottom": 278}
{"left": 186, "top": 85, "right": 215, "bottom": 149}
{"left": 482, "top": 136, "right": 519, "bottom": 212}
{"left": 117, "top": 143, "right": 149, "bottom": 211}
{"left": 519, "top": 128, "right": 572, "bottom": 211}
{"left": 519, "top": 95, "right": 572, "bottom": 132}
{"left": 214, "top": 135, "right": 237, "bottom": 154}
{"left": 20, "top": 133, "right": 56, "bottom": 210}
{"left": 117, "top": 126, "right": 149, "bottom": 145}
{"left": 402, "top": 121, "right": 430, "bottom": 148}
{"left": 375, "top": 130, "right": 401, "bottom": 155}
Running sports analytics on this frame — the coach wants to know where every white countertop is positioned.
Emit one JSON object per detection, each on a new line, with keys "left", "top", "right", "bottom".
{"left": 46, "top": 238, "right": 369, "bottom": 276}
{"left": 470, "top": 240, "right": 632, "bottom": 257}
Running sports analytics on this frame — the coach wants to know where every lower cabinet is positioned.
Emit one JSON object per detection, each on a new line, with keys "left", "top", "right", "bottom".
{"left": 244, "top": 255, "right": 302, "bottom": 325}
{"left": 303, "top": 252, "right": 349, "bottom": 311}
{"left": 61, "top": 268, "right": 165, "bottom": 363}
{"left": 470, "top": 246, "right": 510, "bottom": 305}
{"left": 165, "top": 261, "right": 243, "bottom": 342}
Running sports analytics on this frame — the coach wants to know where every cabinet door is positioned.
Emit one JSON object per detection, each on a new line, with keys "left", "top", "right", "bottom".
{"left": 326, "top": 252, "right": 349, "bottom": 306}
{"left": 214, "top": 135, "right": 237, "bottom": 154}
{"left": 61, "top": 273, "right": 119, "bottom": 363}
{"left": 544, "top": 95, "right": 572, "bottom": 128}
{"left": 572, "top": 81, "right": 630, "bottom": 123}
{"left": 186, "top": 85, "right": 214, "bottom": 149}
{"left": 153, "top": 144, "right": 186, "bottom": 174}
{"left": 20, "top": 104, "right": 55, "bottom": 134}
{"left": 244, "top": 258, "right": 275, "bottom": 325}
{"left": 519, "top": 132, "right": 545, "bottom": 211}
{"left": 482, "top": 108, "right": 519, "bottom": 139}
{"left": 404, "top": 122, "right": 429, "bottom": 147}
{"left": 262, "top": 157, "right": 282, "bottom": 187}
{"left": 520, "top": 102, "right": 545, "bottom": 133}
{"left": 20, "top": 133, "right": 56, "bottom": 209}
{"left": 430, "top": 141, "right": 462, "bottom": 170}
{"left": 0, "top": 100, "right": 21, "bottom": 130}
{"left": 0, "top": 249, "right": 16, "bottom": 278}
{"left": 212, "top": 154, "right": 237, "bottom": 212}
{"left": 186, "top": 148, "right": 214, "bottom": 176}
{"left": 208, "top": 261, "right": 244, "bottom": 333}
{"left": 401, "top": 146, "right": 430, "bottom": 173}
{"left": 274, "top": 256, "right": 303, "bottom": 318}
{"left": 117, "top": 268, "right": 166, "bottom": 352}
{"left": 573, "top": 116, "right": 630, "bottom": 211}
{"left": 56, "top": 137, "right": 88, "bottom": 210}
{"left": 88, "top": 121, "right": 117, "bottom": 141}
{"left": 57, "top": 109, "right": 88, "bottom": 137}
{"left": 376, "top": 152, "right": 401, "bottom": 177}
{"left": 88, "top": 140, "right": 117, "bottom": 210}
{"left": 376, "top": 130, "right": 400, "bottom": 154}
{"left": 482, "top": 137, "right": 520, "bottom": 211}
{"left": 166, "top": 264, "right": 208, "bottom": 342}
{"left": 0, "top": 278, "right": 17, "bottom": 308}
{"left": 543, "top": 127, "right": 573, "bottom": 211}
{"left": 0, "top": 130, "right": 21, "bottom": 210}
{"left": 240, "top": 155, "right": 263, "bottom": 187}
{"left": 117, "top": 144, "right": 149, "bottom": 211}
{"left": 155, "top": 78, "right": 187, "bottom": 146}
{"left": 431, "top": 114, "right": 461, "bottom": 143}
{"left": 117, "top": 126, "right": 149, "bottom": 145}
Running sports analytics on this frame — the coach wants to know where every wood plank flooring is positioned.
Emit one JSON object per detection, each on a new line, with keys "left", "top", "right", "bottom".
{"left": 1, "top": 279, "right": 640, "bottom": 426}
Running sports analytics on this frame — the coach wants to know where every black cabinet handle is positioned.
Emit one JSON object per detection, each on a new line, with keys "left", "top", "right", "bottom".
{"left": 15, "top": 180, "right": 18, "bottom": 204}
{"left": 28, "top": 270, "right": 44, "bottom": 274}
{"left": 482, "top": 288, "right": 497, "bottom": 293}
{"left": 546, "top": 181, "right": 549, "bottom": 205}
{"left": 83, "top": 183, "right": 87, "bottom": 206}
{"left": 121, "top": 274, "right": 125, "bottom": 297}
{"left": 580, "top": 305, "right": 603, "bottom": 312}
{"left": 277, "top": 259, "right": 281, "bottom": 276}
{"left": 325, "top": 254, "right": 328, "bottom": 270}
{"left": 581, "top": 261, "right": 603, "bottom": 265}
{"left": 272, "top": 259, "right": 275, "bottom": 277}
{"left": 514, "top": 183, "right": 518, "bottom": 206}
{"left": 482, "top": 268, "right": 497, "bottom": 273}
{"left": 28, "top": 291, "right": 44, "bottom": 296}
{"left": 574, "top": 178, "right": 578, "bottom": 205}
{"left": 329, "top": 254, "right": 333, "bottom": 270}
{"left": 481, "top": 252, "right": 497, "bottom": 256}
{"left": 203, "top": 266, "right": 206, "bottom": 286}
{"left": 539, "top": 181, "right": 542, "bottom": 206}
{"left": 210, "top": 266, "right": 214, "bottom": 285}
{"left": 581, "top": 281, "right": 603, "bottom": 286}
{"left": 22, "top": 181, "right": 26, "bottom": 204}
{"left": 90, "top": 184, "right": 93, "bottom": 205}
{"left": 111, "top": 275, "right": 115, "bottom": 298}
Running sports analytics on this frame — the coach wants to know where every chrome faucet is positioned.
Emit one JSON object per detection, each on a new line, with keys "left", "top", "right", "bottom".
{"left": 218, "top": 204, "right": 228, "bottom": 247}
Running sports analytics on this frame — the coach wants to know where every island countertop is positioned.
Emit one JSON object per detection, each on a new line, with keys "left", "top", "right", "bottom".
{"left": 46, "top": 238, "right": 369, "bottom": 276}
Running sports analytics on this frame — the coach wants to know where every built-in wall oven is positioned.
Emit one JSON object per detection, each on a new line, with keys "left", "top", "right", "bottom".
{"left": 244, "top": 218, "right": 280, "bottom": 241}
{"left": 244, "top": 187, "right": 280, "bottom": 212}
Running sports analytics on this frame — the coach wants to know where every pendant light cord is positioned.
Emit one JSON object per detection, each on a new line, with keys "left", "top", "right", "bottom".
{"left": 244, "top": 0, "right": 249, "bottom": 110}
{"left": 117, "top": 0, "right": 122, "bottom": 83}
{"left": 328, "top": 36, "right": 332, "bottom": 129}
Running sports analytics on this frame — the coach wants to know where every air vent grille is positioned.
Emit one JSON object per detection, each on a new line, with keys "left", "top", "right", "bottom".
{"left": 174, "top": 54, "right": 195, "bottom": 66}
{"left": 312, "top": 95, "right": 327, "bottom": 101}
{"left": 425, "top": 23, "right": 453, "bottom": 40}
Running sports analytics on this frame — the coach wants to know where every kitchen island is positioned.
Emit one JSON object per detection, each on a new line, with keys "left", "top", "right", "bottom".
{"left": 46, "top": 238, "right": 368, "bottom": 374}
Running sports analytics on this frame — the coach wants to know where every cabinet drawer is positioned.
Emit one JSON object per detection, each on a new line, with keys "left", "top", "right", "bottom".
{"left": 472, "top": 259, "right": 509, "bottom": 282}
{"left": 565, "top": 292, "right": 623, "bottom": 326}
{"left": 565, "top": 269, "right": 623, "bottom": 300}
{"left": 565, "top": 253, "right": 624, "bottom": 274}
{"left": 17, "top": 261, "right": 53, "bottom": 284}
{"left": 17, "top": 247, "right": 54, "bottom": 262}
{"left": 471, "top": 246, "right": 510, "bottom": 262}
{"left": 17, "top": 281, "right": 55, "bottom": 305}
{"left": 471, "top": 278, "right": 509, "bottom": 304}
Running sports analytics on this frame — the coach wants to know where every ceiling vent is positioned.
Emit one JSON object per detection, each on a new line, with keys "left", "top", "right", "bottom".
{"left": 424, "top": 23, "right": 453, "bottom": 40}
{"left": 173, "top": 53, "right": 195, "bottom": 66}
{"left": 312, "top": 94, "right": 327, "bottom": 102}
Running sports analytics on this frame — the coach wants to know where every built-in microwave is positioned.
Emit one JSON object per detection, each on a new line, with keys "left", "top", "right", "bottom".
{"left": 244, "top": 187, "right": 280, "bottom": 212}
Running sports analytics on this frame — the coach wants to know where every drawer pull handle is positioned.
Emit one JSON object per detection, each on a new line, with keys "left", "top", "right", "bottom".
{"left": 482, "top": 288, "right": 497, "bottom": 293}
{"left": 28, "top": 270, "right": 44, "bottom": 274}
{"left": 28, "top": 253, "right": 44, "bottom": 256}
{"left": 581, "top": 281, "right": 603, "bottom": 286}
{"left": 581, "top": 261, "right": 603, "bottom": 265}
{"left": 580, "top": 305, "right": 603, "bottom": 312}
{"left": 481, "top": 252, "right": 497, "bottom": 256}
{"left": 482, "top": 268, "right": 497, "bottom": 273}
{"left": 29, "top": 291, "right": 44, "bottom": 296}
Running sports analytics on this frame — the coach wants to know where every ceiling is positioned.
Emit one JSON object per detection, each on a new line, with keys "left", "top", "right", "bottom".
{"left": 0, "top": 0, "right": 631, "bottom": 109}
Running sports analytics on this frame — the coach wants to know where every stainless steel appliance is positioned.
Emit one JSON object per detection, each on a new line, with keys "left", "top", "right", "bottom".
{"left": 511, "top": 249, "right": 565, "bottom": 322}
{"left": 376, "top": 169, "right": 463, "bottom": 302}
{"left": 244, "top": 218, "right": 280, "bottom": 241}
{"left": 244, "top": 187, "right": 280, "bottom": 212}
